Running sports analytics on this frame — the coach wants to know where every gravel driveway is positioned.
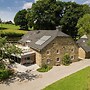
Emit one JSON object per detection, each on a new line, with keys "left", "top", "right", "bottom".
{"left": 0, "top": 59, "right": 90, "bottom": 90}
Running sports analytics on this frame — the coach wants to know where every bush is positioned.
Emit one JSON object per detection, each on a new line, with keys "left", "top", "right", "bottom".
{"left": 37, "top": 64, "right": 52, "bottom": 72}
{"left": 0, "top": 62, "right": 5, "bottom": 70}
{"left": 0, "top": 69, "right": 13, "bottom": 80}
{"left": 62, "top": 53, "right": 71, "bottom": 65}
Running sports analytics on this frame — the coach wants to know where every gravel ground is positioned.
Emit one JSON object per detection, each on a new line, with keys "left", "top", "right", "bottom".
{"left": 0, "top": 59, "right": 90, "bottom": 90}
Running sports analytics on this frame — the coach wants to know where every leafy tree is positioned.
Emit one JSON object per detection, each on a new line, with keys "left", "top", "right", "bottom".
{"left": 0, "top": 18, "right": 2, "bottom": 29}
{"left": 60, "top": 2, "right": 90, "bottom": 39}
{"left": 14, "top": 9, "right": 28, "bottom": 30}
{"left": 27, "top": 0, "right": 64, "bottom": 30}
{"left": 0, "top": 37, "right": 22, "bottom": 62}
{"left": 76, "top": 14, "right": 90, "bottom": 36}
{"left": 0, "top": 18, "right": 2, "bottom": 23}
{"left": 4, "top": 44, "right": 22, "bottom": 62}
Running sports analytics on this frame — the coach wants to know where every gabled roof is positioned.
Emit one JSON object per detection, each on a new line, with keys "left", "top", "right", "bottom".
{"left": 19, "top": 30, "right": 69, "bottom": 51}
{"left": 77, "top": 35, "right": 90, "bottom": 52}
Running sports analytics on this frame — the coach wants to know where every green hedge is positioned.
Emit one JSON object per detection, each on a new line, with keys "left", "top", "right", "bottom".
{"left": 0, "top": 29, "right": 27, "bottom": 37}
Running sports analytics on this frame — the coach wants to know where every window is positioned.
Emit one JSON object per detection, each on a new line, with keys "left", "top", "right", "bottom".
{"left": 47, "top": 59, "right": 51, "bottom": 64}
{"left": 27, "top": 57, "right": 30, "bottom": 60}
{"left": 47, "top": 50, "right": 50, "bottom": 55}
{"left": 70, "top": 56, "right": 74, "bottom": 60}
{"left": 56, "top": 58, "right": 60, "bottom": 62}
{"left": 56, "top": 50, "right": 60, "bottom": 54}
{"left": 71, "top": 48, "right": 74, "bottom": 52}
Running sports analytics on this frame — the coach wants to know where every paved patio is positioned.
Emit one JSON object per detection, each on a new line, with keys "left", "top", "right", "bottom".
{"left": 0, "top": 59, "right": 90, "bottom": 90}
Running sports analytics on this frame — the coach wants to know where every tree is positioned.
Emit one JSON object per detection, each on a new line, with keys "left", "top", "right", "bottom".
{"left": 0, "top": 18, "right": 2, "bottom": 29}
{"left": 14, "top": 9, "right": 28, "bottom": 30}
{"left": 76, "top": 14, "right": 90, "bottom": 36}
{"left": 0, "top": 18, "right": 2, "bottom": 23}
{"left": 4, "top": 44, "right": 22, "bottom": 62}
{"left": 0, "top": 36, "right": 22, "bottom": 62}
{"left": 60, "top": 2, "right": 90, "bottom": 39}
{"left": 27, "top": 0, "right": 64, "bottom": 30}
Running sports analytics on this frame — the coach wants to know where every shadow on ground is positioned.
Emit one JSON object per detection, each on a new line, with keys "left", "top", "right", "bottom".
{"left": 0, "top": 70, "right": 41, "bottom": 85}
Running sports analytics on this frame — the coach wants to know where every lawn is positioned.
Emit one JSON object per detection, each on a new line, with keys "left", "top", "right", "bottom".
{"left": 0, "top": 23, "right": 19, "bottom": 29}
{"left": 0, "top": 24, "right": 27, "bottom": 41}
{"left": 0, "top": 24, "right": 27, "bottom": 34}
{"left": 43, "top": 66, "right": 90, "bottom": 90}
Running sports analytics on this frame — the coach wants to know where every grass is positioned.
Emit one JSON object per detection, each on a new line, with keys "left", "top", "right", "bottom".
{"left": 37, "top": 65, "right": 52, "bottom": 72}
{"left": 43, "top": 66, "right": 90, "bottom": 90}
{"left": 0, "top": 24, "right": 27, "bottom": 34}
{"left": 0, "top": 24, "right": 27, "bottom": 41}
{"left": 0, "top": 23, "right": 19, "bottom": 29}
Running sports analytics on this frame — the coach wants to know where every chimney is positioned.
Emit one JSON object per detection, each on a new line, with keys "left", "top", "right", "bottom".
{"left": 56, "top": 26, "right": 62, "bottom": 31}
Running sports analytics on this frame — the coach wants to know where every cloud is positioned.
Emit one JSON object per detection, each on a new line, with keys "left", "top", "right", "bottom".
{"left": 0, "top": 10, "right": 15, "bottom": 22}
{"left": 23, "top": 2, "right": 32, "bottom": 9}
{"left": 83, "top": 0, "right": 90, "bottom": 4}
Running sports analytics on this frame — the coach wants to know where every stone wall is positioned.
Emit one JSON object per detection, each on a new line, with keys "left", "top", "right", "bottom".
{"left": 78, "top": 47, "right": 85, "bottom": 59}
{"left": 40, "top": 37, "right": 78, "bottom": 66}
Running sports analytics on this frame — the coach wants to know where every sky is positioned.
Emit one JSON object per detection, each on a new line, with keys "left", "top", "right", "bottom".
{"left": 0, "top": 0, "right": 89, "bottom": 22}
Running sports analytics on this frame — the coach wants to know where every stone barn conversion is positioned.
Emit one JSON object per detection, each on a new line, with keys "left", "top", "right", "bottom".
{"left": 15, "top": 27, "right": 78, "bottom": 67}
{"left": 77, "top": 35, "right": 90, "bottom": 59}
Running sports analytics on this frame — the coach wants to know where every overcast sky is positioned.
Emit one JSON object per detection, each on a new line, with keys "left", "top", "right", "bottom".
{"left": 0, "top": 0, "right": 89, "bottom": 22}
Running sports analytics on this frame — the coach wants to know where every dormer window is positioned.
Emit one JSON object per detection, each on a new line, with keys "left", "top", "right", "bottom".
{"left": 83, "top": 40, "right": 85, "bottom": 43}
{"left": 26, "top": 40, "right": 31, "bottom": 43}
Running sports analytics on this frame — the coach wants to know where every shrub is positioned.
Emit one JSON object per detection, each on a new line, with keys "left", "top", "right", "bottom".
{"left": 62, "top": 53, "right": 71, "bottom": 65}
{"left": 0, "top": 62, "right": 5, "bottom": 70}
{"left": 37, "top": 64, "right": 52, "bottom": 72}
{"left": 0, "top": 69, "right": 14, "bottom": 80}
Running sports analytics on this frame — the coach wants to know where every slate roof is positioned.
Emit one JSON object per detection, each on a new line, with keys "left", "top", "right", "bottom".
{"left": 76, "top": 35, "right": 90, "bottom": 52}
{"left": 19, "top": 30, "right": 69, "bottom": 51}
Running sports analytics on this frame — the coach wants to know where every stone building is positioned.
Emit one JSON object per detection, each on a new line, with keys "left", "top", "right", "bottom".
{"left": 17, "top": 27, "right": 78, "bottom": 66}
{"left": 77, "top": 35, "right": 90, "bottom": 59}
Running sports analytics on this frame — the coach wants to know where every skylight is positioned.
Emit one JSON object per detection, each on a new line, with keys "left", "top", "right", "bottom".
{"left": 35, "top": 36, "right": 51, "bottom": 45}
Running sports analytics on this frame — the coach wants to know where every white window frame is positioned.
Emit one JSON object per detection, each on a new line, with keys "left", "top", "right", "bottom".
{"left": 56, "top": 50, "right": 60, "bottom": 54}
{"left": 56, "top": 58, "right": 60, "bottom": 62}
{"left": 47, "top": 58, "right": 51, "bottom": 64}
{"left": 70, "top": 56, "right": 74, "bottom": 60}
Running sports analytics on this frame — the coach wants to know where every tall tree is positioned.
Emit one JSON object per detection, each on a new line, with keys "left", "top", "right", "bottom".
{"left": 27, "top": 0, "right": 64, "bottom": 30}
{"left": 4, "top": 44, "right": 22, "bottom": 62}
{"left": 0, "top": 37, "right": 22, "bottom": 62}
{"left": 76, "top": 14, "right": 90, "bottom": 36}
{"left": 0, "top": 18, "right": 2, "bottom": 23}
{"left": 60, "top": 2, "right": 90, "bottom": 39}
{"left": 14, "top": 9, "right": 28, "bottom": 30}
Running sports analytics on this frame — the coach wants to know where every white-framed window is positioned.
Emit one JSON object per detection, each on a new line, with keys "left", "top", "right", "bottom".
{"left": 70, "top": 56, "right": 74, "bottom": 60}
{"left": 47, "top": 50, "right": 50, "bottom": 55}
{"left": 56, "top": 50, "right": 60, "bottom": 54}
{"left": 56, "top": 58, "right": 60, "bottom": 62}
{"left": 47, "top": 59, "right": 51, "bottom": 64}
